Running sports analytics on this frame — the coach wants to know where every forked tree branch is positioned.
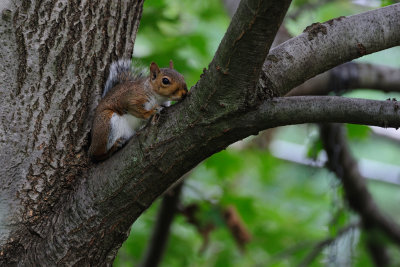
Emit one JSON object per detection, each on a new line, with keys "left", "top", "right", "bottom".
{"left": 196, "top": 0, "right": 292, "bottom": 109}
{"left": 49, "top": 5, "right": 400, "bottom": 264}
{"left": 19, "top": 0, "right": 294, "bottom": 264}
{"left": 14, "top": 3, "right": 400, "bottom": 265}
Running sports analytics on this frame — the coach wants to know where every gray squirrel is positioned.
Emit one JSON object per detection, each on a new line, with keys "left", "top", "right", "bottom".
{"left": 88, "top": 60, "right": 188, "bottom": 161}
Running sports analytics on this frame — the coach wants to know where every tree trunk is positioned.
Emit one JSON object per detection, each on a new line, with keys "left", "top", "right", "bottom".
{"left": 1, "top": 0, "right": 400, "bottom": 265}
{"left": 0, "top": 0, "right": 143, "bottom": 265}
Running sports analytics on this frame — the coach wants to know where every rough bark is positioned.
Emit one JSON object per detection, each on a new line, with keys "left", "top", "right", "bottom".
{"left": 14, "top": 1, "right": 292, "bottom": 265}
{"left": 0, "top": 0, "right": 143, "bottom": 264}
{"left": 1, "top": 1, "right": 400, "bottom": 265}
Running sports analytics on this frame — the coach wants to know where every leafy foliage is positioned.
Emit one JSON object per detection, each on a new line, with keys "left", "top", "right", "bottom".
{"left": 116, "top": 149, "right": 336, "bottom": 266}
{"left": 133, "top": 0, "right": 229, "bottom": 87}
{"left": 381, "top": 0, "right": 399, "bottom": 6}
{"left": 346, "top": 125, "right": 371, "bottom": 140}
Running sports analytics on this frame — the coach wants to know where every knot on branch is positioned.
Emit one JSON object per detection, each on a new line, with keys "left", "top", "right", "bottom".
{"left": 303, "top": 22, "right": 327, "bottom": 41}
{"left": 255, "top": 71, "right": 277, "bottom": 102}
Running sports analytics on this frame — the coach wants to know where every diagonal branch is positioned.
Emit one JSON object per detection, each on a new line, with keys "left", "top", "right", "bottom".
{"left": 319, "top": 123, "right": 400, "bottom": 246}
{"left": 9, "top": 0, "right": 400, "bottom": 265}
{"left": 196, "top": 0, "right": 292, "bottom": 109}
{"left": 50, "top": 91, "right": 400, "bottom": 264}
{"left": 260, "top": 3, "right": 400, "bottom": 97}
{"left": 20, "top": 3, "right": 400, "bottom": 264}
{"left": 24, "top": 0, "right": 294, "bottom": 264}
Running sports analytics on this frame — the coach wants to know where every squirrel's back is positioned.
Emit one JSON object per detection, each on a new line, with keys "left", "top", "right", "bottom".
{"left": 102, "top": 59, "right": 147, "bottom": 97}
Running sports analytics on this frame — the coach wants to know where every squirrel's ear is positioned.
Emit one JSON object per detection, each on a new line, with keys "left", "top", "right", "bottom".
{"left": 150, "top": 62, "right": 160, "bottom": 80}
{"left": 169, "top": 60, "right": 174, "bottom": 69}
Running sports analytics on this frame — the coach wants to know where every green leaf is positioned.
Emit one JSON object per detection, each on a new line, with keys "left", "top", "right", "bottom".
{"left": 306, "top": 136, "right": 323, "bottom": 160}
{"left": 381, "top": 0, "right": 398, "bottom": 7}
{"left": 204, "top": 150, "right": 243, "bottom": 180}
{"left": 346, "top": 124, "right": 371, "bottom": 140}
{"left": 329, "top": 209, "right": 350, "bottom": 236}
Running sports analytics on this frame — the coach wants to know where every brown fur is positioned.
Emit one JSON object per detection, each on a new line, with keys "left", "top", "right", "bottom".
{"left": 150, "top": 63, "right": 188, "bottom": 101}
{"left": 89, "top": 62, "right": 188, "bottom": 161}
{"left": 88, "top": 108, "right": 114, "bottom": 161}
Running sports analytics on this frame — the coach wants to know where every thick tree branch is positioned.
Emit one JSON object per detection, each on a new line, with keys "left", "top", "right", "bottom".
{"left": 249, "top": 61, "right": 400, "bottom": 148}
{"left": 17, "top": 0, "right": 294, "bottom": 264}
{"left": 320, "top": 123, "right": 400, "bottom": 246}
{"left": 261, "top": 3, "right": 400, "bottom": 97}
{"left": 287, "top": 62, "right": 400, "bottom": 96}
{"left": 197, "top": 0, "right": 292, "bottom": 110}
{"left": 40, "top": 92, "right": 400, "bottom": 265}
{"left": 252, "top": 96, "right": 400, "bottom": 128}
{"left": 276, "top": 17, "right": 399, "bottom": 263}
{"left": 0, "top": 0, "right": 144, "bottom": 264}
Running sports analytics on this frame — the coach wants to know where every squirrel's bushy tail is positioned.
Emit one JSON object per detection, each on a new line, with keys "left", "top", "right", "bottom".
{"left": 103, "top": 59, "right": 146, "bottom": 97}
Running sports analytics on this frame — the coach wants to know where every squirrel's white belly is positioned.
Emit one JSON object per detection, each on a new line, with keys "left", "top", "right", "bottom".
{"left": 107, "top": 113, "right": 143, "bottom": 150}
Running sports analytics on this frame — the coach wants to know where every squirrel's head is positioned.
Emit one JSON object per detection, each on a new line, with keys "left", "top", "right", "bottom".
{"left": 149, "top": 61, "right": 188, "bottom": 101}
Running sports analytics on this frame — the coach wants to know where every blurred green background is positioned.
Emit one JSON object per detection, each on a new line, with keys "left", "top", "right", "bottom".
{"left": 114, "top": 0, "right": 400, "bottom": 266}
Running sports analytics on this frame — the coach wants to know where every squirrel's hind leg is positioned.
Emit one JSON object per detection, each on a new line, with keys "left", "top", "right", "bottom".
{"left": 89, "top": 109, "right": 113, "bottom": 161}
{"left": 108, "top": 113, "right": 142, "bottom": 150}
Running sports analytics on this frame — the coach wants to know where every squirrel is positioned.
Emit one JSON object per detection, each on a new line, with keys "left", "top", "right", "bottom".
{"left": 88, "top": 59, "right": 188, "bottom": 161}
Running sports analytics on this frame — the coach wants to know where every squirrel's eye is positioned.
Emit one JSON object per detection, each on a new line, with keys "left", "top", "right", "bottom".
{"left": 162, "top": 78, "right": 170, "bottom": 85}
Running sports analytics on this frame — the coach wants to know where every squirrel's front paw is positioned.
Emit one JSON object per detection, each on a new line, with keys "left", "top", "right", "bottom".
{"left": 150, "top": 106, "right": 164, "bottom": 125}
{"left": 115, "top": 137, "right": 127, "bottom": 148}
{"left": 151, "top": 113, "right": 160, "bottom": 125}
